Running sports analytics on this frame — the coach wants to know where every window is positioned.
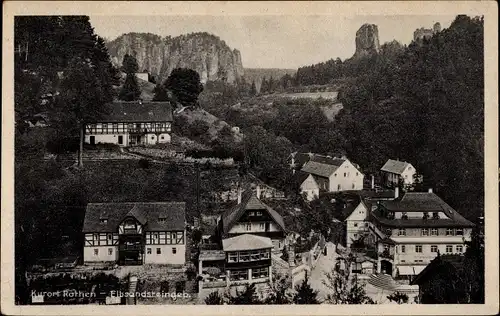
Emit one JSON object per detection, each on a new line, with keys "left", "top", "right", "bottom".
{"left": 172, "top": 247, "right": 177, "bottom": 254}
{"left": 446, "top": 228, "right": 454, "bottom": 236}
{"left": 353, "top": 234, "right": 357, "bottom": 238}
{"left": 245, "top": 223, "right": 252, "bottom": 231}
{"left": 147, "top": 248, "right": 152, "bottom": 254}
{"left": 398, "top": 228, "right": 406, "bottom": 236}
{"left": 176, "top": 232, "right": 184, "bottom": 244}
{"left": 252, "top": 267, "right": 269, "bottom": 279}
{"left": 153, "top": 233, "right": 159, "bottom": 243}
{"left": 356, "top": 172, "right": 359, "bottom": 176}
{"left": 352, "top": 183, "right": 355, "bottom": 189}
{"left": 344, "top": 173, "right": 346, "bottom": 177}
{"left": 455, "top": 228, "right": 464, "bottom": 236}
{"left": 108, "top": 248, "right": 113, "bottom": 255}
{"left": 353, "top": 223, "right": 358, "bottom": 227}
{"left": 256, "top": 211, "right": 263, "bottom": 216}
{"left": 161, "top": 136, "right": 164, "bottom": 140}
{"left": 100, "top": 219, "right": 108, "bottom": 224}
{"left": 401, "top": 245, "right": 406, "bottom": 253}
{"left": 415, "top": 245, "right": 422, "bottom": 253}
{"left": 228, "top": 252, "right": 238, "bottom": 262}
{"left": 337, "top": 184, "right": 341, "bottom": 190}
{"left": 401, "top": 212, "right": 408, "bottom": 220}
{"left": 94, "top": 249, "right": 99, "bottom": 256}
{"left": 259, "top": 223, "right": 265, "bottom": 230}
{"left": 250, "top": 251, "right": 260, "bottom": 261}
{"left": 248, "top": 212, "right": 255, "bottom": 216}
{"left": 421, "top": 228, "right": 429, "bottom": 236}
{"left": 230, "top": 269, "right": 248, "bottom": 281}
{"left": 261, "top": 250, "right": 270, "bottom": 259}
{"left": 431, "top": 228, "right": 438, "bottom": 236}
{"left": 431, "top": 245, "right": 438, "bottom": 253}
{"left": 446, "top": 245, "right": 453, "bottom": 253}
{"left": 334, "top": 173, "right": 337, "bottom": 177}
{"left": 156, "top": 248, "right": 161, "bottom": 255}
{"left": 107, "top": 234, "right": 113, "bottom": 241}
{"left": 365, "top": 222, "right": 369, "bottom": 227}
{"left": 456, "top": 245, "right": 463, "bottom": 253}
{"left": 433, "top": 212, "right": 440, "bottom": 219}
{"left": 159, "top": 217, "right": 166, "bottom": 223}
{"left": 239, "top": 251, "right": 250, "bottom": 262}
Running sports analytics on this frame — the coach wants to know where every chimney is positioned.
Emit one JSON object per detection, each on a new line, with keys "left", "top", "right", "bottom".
{"left": 428, "top": 188, "right": 433, "bottom": 193}
{"left": 256, "top": 185, "right": 261, "bottom": 199}
{"left": 371, "top": 175, "right": 375, "bottom": 189}
{"left": 288, "top": 245, "right": 295, "bottom": 267}
{"left": 394, "top": 187, "right": 399, "bottom": 199}
{"left": 237, "top": 189, "right": 242, "bottom": 204}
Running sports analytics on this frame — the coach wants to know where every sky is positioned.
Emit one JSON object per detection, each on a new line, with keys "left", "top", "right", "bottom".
{"left": 90, "top": 15, "right": 458, "bottom": 69}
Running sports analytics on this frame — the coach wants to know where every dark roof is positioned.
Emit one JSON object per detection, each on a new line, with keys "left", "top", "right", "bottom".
{"left": 82, "top": 202, "right": 186, "bottom": 232}
{"left": 291, "top": 152, "right": 346, "bottom": 169}
{"left": 380, "top": 159, "right": 411, "bottom": 174}
{"left": 220, "top": 190, "right": 285, "bottom": 235}
{"left": 411, "top": 254, "right": 465, "bottom": 285}
{"left": 94, "top": 101, "right": 173, "bottom": 123}
{"left": 356, "top": 189, "right": 396, "bottom": 200}
{"left": 302, "top": 160, "right": 343, "bottom": 178}
{"left": 373, "top": 192, "right": 475, "bottom": 228}
{"left": 293, "top": 170, "right": 315, "bottom": 188}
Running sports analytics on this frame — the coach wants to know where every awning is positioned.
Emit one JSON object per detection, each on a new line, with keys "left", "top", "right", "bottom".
{"left": 398, "top": 265, "right": 426, "bottom": 276}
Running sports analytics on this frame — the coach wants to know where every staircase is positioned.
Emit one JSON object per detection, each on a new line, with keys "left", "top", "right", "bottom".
{"left": 126, "top": 275, "right": 138, "bottom": 305}
{"left": 368, "top": 274, "right": 397, "bottom": 291}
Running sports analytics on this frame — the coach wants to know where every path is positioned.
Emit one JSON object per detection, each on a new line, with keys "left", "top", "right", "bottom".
{"left": 308, "top": 242, "right": 338, "bottom": 301}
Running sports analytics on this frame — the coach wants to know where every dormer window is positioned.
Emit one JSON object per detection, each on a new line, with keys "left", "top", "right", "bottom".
{"left": 100, "top": 219, "right": 108, "bottom": 224}
{"left": 432, "top": 212, "right": 439, "bottom": 219}
{"left": 256, "top": 211, "right": 263, "bottom": 216}
{"left": 159, "top": 217, "right": 166, "bottom": 223}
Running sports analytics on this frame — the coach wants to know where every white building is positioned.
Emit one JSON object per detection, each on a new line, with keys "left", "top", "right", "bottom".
{"left": 82, "top": 202, "right": 186, "bottom": 265}
{"left": 380, "top": 159, "right": 417, "bottom": 188}
{"left": 84, "top": 101, "right": 173, "bottom": 147}
{"left": 300, "top": 156, "right": 364, "bottom": 192}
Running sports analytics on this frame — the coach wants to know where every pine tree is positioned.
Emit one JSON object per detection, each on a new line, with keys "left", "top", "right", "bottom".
{"left": 250, "top": 80, "right": 257, "bottom": 96}
{"left": 118, "top": 54, "right": 141, "bottom": 101}
{"left": 227, "top": 283, "right": 263, "bottom": 304}
{"left": 293, "top": 275, "right": 319, "bottom": 304}
{"left": 205, "top": 291, "right": 224, "bottom": 305}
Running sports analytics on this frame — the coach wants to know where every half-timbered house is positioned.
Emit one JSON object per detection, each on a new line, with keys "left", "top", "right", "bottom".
{"left": 82, "top": 202, "right": 186, "bottom": 265}
{"left": 84, "top": 101, "right": 173, "bottom": 147}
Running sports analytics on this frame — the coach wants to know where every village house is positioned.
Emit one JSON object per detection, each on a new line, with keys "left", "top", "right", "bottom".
{"left": 380, "top": 159, "right": 418, "bottom": 188}
{"left": 297, "top": 154, "right": 364, "bottom": 193}
{"left": 82, "top": 202, "right": 186, "bottom": 265}
{"left": 368, "top": 189, "right": 475, "bottom": 280}
{"left": 84, "top": 101, "right": 173, "bottom": 147}
{"left": 293, "top": 170, "right": 320, "bottom": 201}
{"left": 197, "top": 187, "right": 286, "bottom": 293}
{"left": 410, "top": 254, "right": 466, "bottom": 303}
{"left": 135, "top": 72, "right": 149, "bottom": 82}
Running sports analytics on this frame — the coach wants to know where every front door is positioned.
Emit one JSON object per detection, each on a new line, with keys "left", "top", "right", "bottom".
{"left": 90, "top": 136, "right": 95, "bottom": 145}
{"left": 118, "top": 135, "right": 123, "bottom": 145}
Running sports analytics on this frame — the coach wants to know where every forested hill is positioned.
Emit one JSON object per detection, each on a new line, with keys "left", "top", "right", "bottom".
{"left": 334, "top": 15, "right": 484, "bottom": 220}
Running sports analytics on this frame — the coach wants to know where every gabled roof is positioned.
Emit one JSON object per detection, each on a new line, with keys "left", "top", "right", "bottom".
{"left": 220, "top": 190, "right": 285, "bottom": 235}
{"left": 301, "top": 160, "right": 344, "bottom": 178}
{"left": 380, "top": 159, "right": 412, "bottom": 175}
{"left": 93, "top": 101, "right": 173, "bottom": 123}
{"left": 82, "top": 202, "right": 185, "bottom": 232}
{"left": 222, "top": 234, "right": 273, "bottom": 251}
{"left": 294, "top": 170, "right": 318, "bottom": 190}
{"left": 373, "top": 192, "right": 475, "bottom": 228}
{"left": 411, "top": 254, "right": 465, "bottom": 285}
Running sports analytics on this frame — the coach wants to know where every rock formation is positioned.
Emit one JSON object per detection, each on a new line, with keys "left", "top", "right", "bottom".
{"left": 106, "top": 32, "right": 244, "bottom": 84}
{"left": 353, "top": 24, "right": 380, "bottom": 58}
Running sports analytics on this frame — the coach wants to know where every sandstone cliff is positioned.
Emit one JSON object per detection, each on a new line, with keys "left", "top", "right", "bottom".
{"left": 106, "top": 32, "right": 244, "bottom": 84}
{"left": 413, "top": 22, "right": 441, "bottom": 42}
{"left": 353, "top": 24, "right": 380, "bottom": 58}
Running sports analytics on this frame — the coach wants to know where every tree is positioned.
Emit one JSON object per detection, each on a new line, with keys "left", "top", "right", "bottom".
{"left": 121, "top": 53, "right": 139, "bottom": 74}
{"left": 250, "top": 80, "right": 257, "bottom": 96}
{"left": 323, "top": 254, "right": 375, "bottom": 304}
{"left": 387, "top": 291, "right": 409, "bottom": 304}
{"left": 118, "top": 54, "right": 141, "bottom": 101}
{"left": 293, "top": 275, "right": 319, "bottom": 304}
{"left": 205, "top": 291, "right": 224, "bottom": 305}
{"left": 119, "top": 73, "right": 142, "bottom": 101}
{"left": 265, "top": 268, "right": 293, "bottom": 304}
{"left": 163, "top": 68, "right": 204, "bottom": 107}
{"left": 227, "top": 283, "right": 263, "bottom": 304}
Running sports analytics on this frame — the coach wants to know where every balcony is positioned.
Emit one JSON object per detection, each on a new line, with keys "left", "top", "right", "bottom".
{"left": 128, "top": 128, "right": 149, "bottom": 134}
{"left": 379, "top": 249, "right": 394, "bottom": 260}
